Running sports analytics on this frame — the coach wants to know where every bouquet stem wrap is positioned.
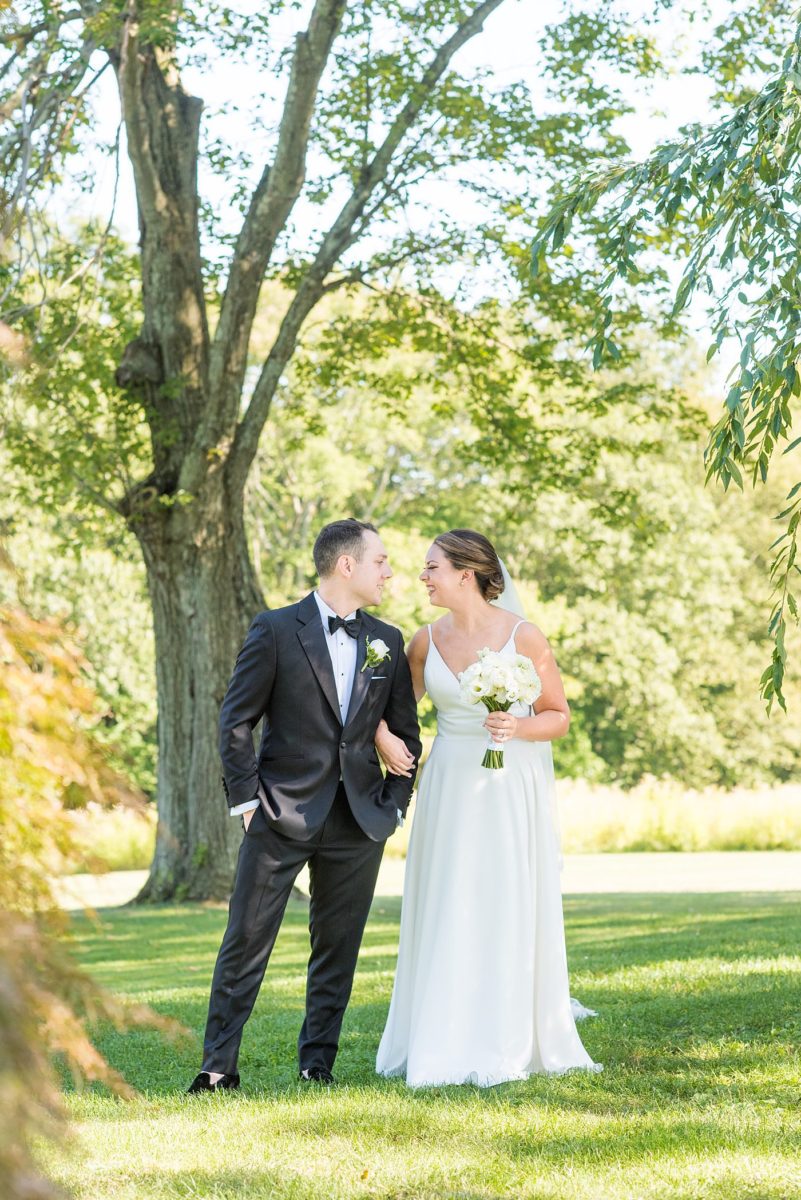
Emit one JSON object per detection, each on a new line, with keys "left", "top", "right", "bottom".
{"left": 481, "top": 698, "right": 511, "bottom": 769}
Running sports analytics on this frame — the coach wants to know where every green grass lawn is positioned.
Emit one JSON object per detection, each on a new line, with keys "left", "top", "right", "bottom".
{"left": 50, "top": 891, "right": 801, "bottom": 1200}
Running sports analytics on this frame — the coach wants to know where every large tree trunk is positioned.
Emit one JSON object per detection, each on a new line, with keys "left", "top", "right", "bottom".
{"left": 133, "top": 480, "right": 263, "bottom": 901}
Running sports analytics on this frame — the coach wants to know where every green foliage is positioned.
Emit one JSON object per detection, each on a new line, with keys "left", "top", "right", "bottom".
{"left": 4, "top": 2, "right": 801, "bottom": 855}
{"left": 530, "top": 8, "right": 801, "bottom": 710}
{"left": 67, "top": 804, "right": 157, "bottom": 872}
{"left": 0, "top": 601, "right": 169, "bottom": 1200}
{"left": 518, "top": 401, "right": 801, "bottom": 788}
{"left": 0, "top": 504, "right": 158, "bottom": 796}
{"left": 248, "top": 332, "right": 801, "bottom": 790}
{"left": 5, "top": 268, "right": 799, "bottom": 792}
{"left": 191, "top": 841, "right": 209, "bottom": 869}
{"left": 2, "top": 228, "right": 150, "bottom": 526}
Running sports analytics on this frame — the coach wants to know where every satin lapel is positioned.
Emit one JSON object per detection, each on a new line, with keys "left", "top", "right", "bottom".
{"left": 343, "top": 619, "right": 374, "bottom": 729}
{"left": 296, "top": 594, "right": 342, "bottom": 726}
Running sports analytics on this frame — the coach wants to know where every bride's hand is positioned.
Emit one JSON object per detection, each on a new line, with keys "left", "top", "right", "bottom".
{"left": 375, "top": 719, "right": 416, "bottom": 777}
{"left": 484, "top": 712, "right": 518, "bottom": 743}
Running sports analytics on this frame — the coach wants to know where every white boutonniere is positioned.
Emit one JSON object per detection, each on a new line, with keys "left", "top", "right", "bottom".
{"left": 361, "top": 636, "right": 391, "bottom": 672}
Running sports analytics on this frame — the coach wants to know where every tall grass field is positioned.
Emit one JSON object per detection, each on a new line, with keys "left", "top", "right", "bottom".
{"left": 555, "top": 779, "right": 801, "bottom": 853}
{"left": 67, "top": 783, "right": 801, "bottom": 872}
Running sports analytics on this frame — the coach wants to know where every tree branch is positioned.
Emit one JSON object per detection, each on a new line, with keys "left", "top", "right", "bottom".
{"left": 207, "top": 0, "right": 348, "bottom": 436}
{"left": 0, "top": 34, "right": 98, "bottom": 249}
{"left": 225, "top": 0, "right": 507, "bottom": 492}
{"left": 0, "top": 9, "right": 86, "bottom": 50}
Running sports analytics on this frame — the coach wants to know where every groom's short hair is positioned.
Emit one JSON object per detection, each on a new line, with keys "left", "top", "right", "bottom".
{"left": 313, "top": 518, "right": 378, "bottom": 578}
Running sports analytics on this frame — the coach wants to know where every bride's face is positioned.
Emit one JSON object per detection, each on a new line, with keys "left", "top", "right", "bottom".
{"left": 420, "top": 543, "right": 466, "bottom": 608}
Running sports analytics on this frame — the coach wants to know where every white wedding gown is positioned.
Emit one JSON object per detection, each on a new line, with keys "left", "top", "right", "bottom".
{"left": 376, "top": 623, "right": 602, "bottom": 1087}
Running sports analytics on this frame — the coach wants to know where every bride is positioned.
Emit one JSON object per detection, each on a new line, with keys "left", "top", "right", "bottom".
{"left": 374, "top": 529, "right": 601, "bottom": 1087}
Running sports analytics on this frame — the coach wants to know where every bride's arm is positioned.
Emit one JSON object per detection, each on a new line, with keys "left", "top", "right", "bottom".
{"left": 483, "top": 622, "right": 571, "bottom": 744}
{"left": 405, "top": 626, "right": 428, "bottom": 704}
{"left": 375, "top": 627, "right": 428, "bottom": 775}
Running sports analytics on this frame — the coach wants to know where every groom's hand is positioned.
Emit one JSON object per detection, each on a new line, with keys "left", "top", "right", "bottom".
{"left": 242, "top": 807, "right": 257, "bottom": 831}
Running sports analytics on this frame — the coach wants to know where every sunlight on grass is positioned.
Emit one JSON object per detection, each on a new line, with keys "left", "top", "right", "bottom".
{"left": 47, "top": 892, "right": 801, "bottom": 1200}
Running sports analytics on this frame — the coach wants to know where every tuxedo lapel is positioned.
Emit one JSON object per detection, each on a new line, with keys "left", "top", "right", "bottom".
{"left": 296, "top": 593, "right": 342, "bottom": 726}
{"left": 343, "top": 616, "right": 376, "bottom": 729}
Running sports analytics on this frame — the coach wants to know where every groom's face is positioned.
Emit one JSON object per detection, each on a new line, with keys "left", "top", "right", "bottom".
{"left": 346, "top": 530, "right": 393, "bottom": 608}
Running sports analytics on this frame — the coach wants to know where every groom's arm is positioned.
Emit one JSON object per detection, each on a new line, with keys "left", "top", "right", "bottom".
{"left": 219, "top": 613, "right": 277, "bottom": 812}
{"left": 379, "top": 627, "right": 423, "bottom": 816}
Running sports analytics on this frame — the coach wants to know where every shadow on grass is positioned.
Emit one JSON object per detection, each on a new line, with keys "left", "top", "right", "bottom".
{"left": 561, "top": 891, "right": 801, "bottom": 962}
{"left": 67, "top": 891, "right": 801, "bottom": 1127}
{"left": 58, "top": 895, "right": 801, "bottom": 1200}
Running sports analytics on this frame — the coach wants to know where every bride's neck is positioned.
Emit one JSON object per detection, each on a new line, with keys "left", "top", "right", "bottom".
{"left": 448, "top": 596, "right": 495, "bottom": 634}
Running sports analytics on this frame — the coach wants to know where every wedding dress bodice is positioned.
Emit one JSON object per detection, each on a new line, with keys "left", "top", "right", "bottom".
{"left": 424, "top": 623, "right": 530, "bottom": 741}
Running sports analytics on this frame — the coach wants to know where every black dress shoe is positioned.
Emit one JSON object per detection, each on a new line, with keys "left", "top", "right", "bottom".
{"left": 187, "top": 1071, "right": 241, "bottom": 1094}
{"left": 299, "top": 1066, "right": 334, "bottom": 1085}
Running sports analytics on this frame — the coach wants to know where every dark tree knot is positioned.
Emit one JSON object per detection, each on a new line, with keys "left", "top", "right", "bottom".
{"left": 116, "top": 335, "right": 164, "bottom": 390}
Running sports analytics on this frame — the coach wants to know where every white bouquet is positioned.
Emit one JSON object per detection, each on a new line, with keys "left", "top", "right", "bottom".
{"left": 459, "top": 649, "right": 542, "bottom": 769}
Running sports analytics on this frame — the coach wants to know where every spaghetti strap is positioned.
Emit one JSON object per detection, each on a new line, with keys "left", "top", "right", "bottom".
{"left": 509, "top": 619, "right": 526, "bottom": 647}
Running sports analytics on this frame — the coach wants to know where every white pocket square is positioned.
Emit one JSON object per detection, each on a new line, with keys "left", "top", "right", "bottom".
{"left": 370, "top": 675, "right": 388, "bottom": 681}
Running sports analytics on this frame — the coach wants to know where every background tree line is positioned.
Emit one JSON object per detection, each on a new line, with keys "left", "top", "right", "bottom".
{"left": 3, "top": 275, "right": 799, "bottom": 800}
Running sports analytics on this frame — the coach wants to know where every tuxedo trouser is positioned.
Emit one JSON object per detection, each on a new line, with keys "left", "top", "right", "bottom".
{"left": 201, "top": 783, "right": 385, "bottom": 1076}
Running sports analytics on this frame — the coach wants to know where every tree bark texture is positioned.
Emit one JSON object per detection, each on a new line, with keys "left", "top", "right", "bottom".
{"left": 133, "top": 481, "right": 263, "bottom": 900}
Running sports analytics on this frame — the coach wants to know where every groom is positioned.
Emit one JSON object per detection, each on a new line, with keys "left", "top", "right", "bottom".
{"left": 188, "top": 518, "right": 421, "bottom": 1092}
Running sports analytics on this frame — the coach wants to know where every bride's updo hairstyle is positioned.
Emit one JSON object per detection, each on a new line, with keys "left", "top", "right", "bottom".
{"left": 434, "top": 529, "right": 505, "bottom": 602}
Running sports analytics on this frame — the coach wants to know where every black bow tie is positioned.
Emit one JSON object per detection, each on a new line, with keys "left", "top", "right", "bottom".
{"left": 328, "top": 614, "right": 361, "bottom": 638}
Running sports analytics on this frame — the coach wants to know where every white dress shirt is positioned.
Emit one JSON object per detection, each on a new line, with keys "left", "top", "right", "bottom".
{"left": 229, "top": 593, "right": 359, "bottom": 816}
{"left": 315, "top": 593, "right": 401, "bottom": 827}
{"left": 312, "top": 591, "right": 359, "bottom": 723}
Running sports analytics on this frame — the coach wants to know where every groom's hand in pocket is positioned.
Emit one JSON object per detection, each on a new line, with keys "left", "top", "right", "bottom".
{"left": 242, "top": 807, "right": 257, "bottom": 831}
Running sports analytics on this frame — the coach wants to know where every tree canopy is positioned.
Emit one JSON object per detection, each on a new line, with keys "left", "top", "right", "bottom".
{"left": 531, "top": 4, "right": 801, "bottom": 710}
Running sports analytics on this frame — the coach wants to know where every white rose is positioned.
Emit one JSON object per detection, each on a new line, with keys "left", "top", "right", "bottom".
{"left": 520, "top": 675, "right": 542, "bottom": 704}
{"left": 369, "top": 639, "right": 390, "bottom": 658}
{"left": 488, "top": 668, "right": 507, "bottom": 693}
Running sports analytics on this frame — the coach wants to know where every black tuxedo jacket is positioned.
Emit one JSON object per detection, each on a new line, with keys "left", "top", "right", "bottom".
{"left": 218, "top": 592, "right": 422, "bottom": 841}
